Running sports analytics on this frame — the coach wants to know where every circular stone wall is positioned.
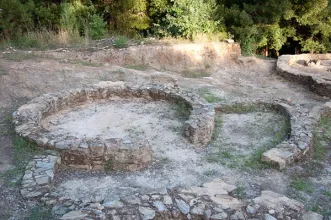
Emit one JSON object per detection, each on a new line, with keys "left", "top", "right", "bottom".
{"left": 13, "top": 82, "right": 215, "bottom": 171}
{"left": 277, "top": 54, "right": 331, "bottom": 98}
{"left": 215, "top": 100, "right": 320, "bottom": 169}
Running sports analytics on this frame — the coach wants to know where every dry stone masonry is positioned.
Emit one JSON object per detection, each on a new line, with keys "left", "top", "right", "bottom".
{"left": 277, "top": 54, "right": 331, "bottom": 98}
{"left": 215, "top": 99, "right": 330, "bottom": 169}
{"left": 21, "top": 151, "right": 60, "bottom": 198}
{"left": 13, "top": 82, "right": 215, "bottom": 171}
{"left": 36, "top": 178, "right": 319, "bottom": 220}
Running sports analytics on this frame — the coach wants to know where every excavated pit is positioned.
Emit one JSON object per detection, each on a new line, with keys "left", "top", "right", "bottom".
{"left": 13, "top": 82, "right": 215, "bottom": 171}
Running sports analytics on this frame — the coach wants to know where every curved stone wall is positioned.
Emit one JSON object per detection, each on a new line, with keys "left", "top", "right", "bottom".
{"left": 215, "top": 100, "right": 321, "bottom": 169}
{"left": 277, "top": 54, "right": 331, "bottom": 98}
{"left": 13, "top": 82, "right": 215, "bottom": 171}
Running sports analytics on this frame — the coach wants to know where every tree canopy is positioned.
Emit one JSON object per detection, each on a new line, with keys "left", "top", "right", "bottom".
{"left": 0, "top": 0, "right": 330, "bottom": 55}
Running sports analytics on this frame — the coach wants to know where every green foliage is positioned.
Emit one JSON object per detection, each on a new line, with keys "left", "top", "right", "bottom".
{"left": 25, "top": 205, "right": 52, "bottom": 220}
{"left": 165, "top": 0, "right": 219, "bottom": 39}
{"left": 171, "top": 101, "right": 191, "bottom": 120}
{"left": 89, "top": 14, "right": 107, "bottom": 40}
{"left": 0, "top": 0, "right": 34, "bottom": 40}
{"left": 1, "top": 0, "right": 330, "bottom": 52}
{"left": 107, "top": 0, "right": 151, "bottom": 36}
{"left": 114, "top": 35, "right": 129, "bottom": 48}
{"left": 290, "top": 177, "right": 313, "bottom": 193}
{"left": 199, "top": 88, "right": 224, "bottom": 103}
{"left": 233, "top": 186, "right": 245, "bottom": 199}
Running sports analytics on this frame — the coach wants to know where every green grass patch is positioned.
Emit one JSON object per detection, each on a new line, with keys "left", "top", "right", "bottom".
{"left": 207, "top": 114, "right": 289, "bottom": 170}
{"left": 0, "top": 135, "right": 41, "bottom": 187}
{"left": 181, "top": 69, "right": 212, "bottom": 78}
{"left": 104, "top": 159, "right": 112, "bottom": 172}
{"left": 25, "top": 205, "right": 52, "bottom": 220}
{"left": 199, "top": 88, "right": 224, "bottom": 103}
{"left": 323, "top": 190, "right": 331, "bottom": 197}
{"left": 171, "top": 101, "right": 191, "bottom": 120}
{"left": 290, "top": 177, "right": 313, "bottom": 193}
{"left": 233, "top": 186, "right": 245, "bottom": 199}
{"left": 0, "top": 114, "right": 41, "bottom": 187}
{"left": 203, "top": 169, "right": 218, "bottom": 176}
{"left": 313, "top": 115, "right": 331, "bottom": 160}
{"left": 113, "top": 35, "right": 129, "bottom": 48}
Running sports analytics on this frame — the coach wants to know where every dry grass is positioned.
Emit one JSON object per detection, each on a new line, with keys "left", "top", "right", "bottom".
{"left": 0, "top": 29, "right": 87, "bottom": 50}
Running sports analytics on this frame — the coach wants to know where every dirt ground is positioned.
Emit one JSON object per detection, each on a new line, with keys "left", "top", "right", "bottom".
{"left": 0, "top": 49, "right": 330, "bottom": 219}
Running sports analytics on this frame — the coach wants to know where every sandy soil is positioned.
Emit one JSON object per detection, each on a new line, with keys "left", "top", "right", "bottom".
{"left": 0, "top": 51, "right": 330, "bottom": 218}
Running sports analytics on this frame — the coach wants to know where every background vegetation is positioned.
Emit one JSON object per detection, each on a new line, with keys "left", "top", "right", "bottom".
{"left": 0, "top": 0, "right": 330, "bottom": 55}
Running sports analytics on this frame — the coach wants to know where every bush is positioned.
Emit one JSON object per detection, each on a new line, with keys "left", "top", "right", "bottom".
{"left": 89, "top": 14, "right": 107, "bottom": 40}
{"left": 114, "top": 35, "right": 129, "bottom": 48}
{"left": 165, "top": 0, "right": 219, "bottom": 39}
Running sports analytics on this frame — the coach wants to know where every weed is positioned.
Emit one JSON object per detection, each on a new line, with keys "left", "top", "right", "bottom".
{"left": 0, "top": 135, "right": 40, "bottom": 187}
{"left": 199, "top": 88, "right": 224, "bottom": 103}
{"left": 25, "top": 205, "right": 52, "bottom": 220}
{"left": 104, "top": 159, "right": 112, "bottom": 172}
{"left": 233, "top": 186, "right": 245, "bottom": 199}
{"left": 323, "top": 190, "right": 331, "bottom": 197}
{"left": 290, "top": 178, "right": 313, "bottom": 193}
{"left": 313, "top": 116, "right": 331, "bottom": 160}
{"left": 221, "top": 104, "right": 258, "bottom": 114}
{"left": 208, "top": 112, "right": 289, "bottom": 170}
{"left": 211, "top": 115, "right": 223, "bottom": 141}
{"left": 125, "top": 65, "right": 150, "bottom": 71}
{"left": 244, "top": 146, "right": 272, "bottom": 169}
{"left": 203, "top": 169, "right": 218, "bottom": 176}
{"left": 171, "top": 101, "right": 191, "bottom": 120}
{"left": 114, "top": 35, "right": 129, "bottom": 48}
{"left": 181, "top": 69, "right": 212, "bottom": 78}
{"left": 0, "top": 113, "right": 41, "bottom": 187}
{"left": 222, "top": 151, "right": 234, "bottom": 159}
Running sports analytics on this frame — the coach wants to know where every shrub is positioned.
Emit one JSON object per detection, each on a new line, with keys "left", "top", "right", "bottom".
{"left": 89, "top": 14, "right": 107, "bottom": 40}
{"left": 114, "top": 35, "right": 129, "bottom": 48}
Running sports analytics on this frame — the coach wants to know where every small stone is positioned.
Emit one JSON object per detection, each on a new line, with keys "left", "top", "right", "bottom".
{"left": 246, "top": 205, "right": 255, "bottom": 214}
{"left": 67, "top": 205, "right": 75, "bottom": 211}
{"left": 103, "top": 200, "right": 124, "bottom": 209}
{"left": 175, "top": 199, "right": 190, "bottom": 214}
{"left": 269, "top": 209, "right": 275, "bottom": 215}
{"left": 205, "top": 209, "right": 212, "bottom": 219}
{"left": 164, "top": 195, "right": 172, "bottom": 205}
{"left": 210, "top": 212, "right": 228, "bottom": 220}
{"left": 123, "top": 196, "right": 141, "bottom": 205}
{"left": 63, "top": 200, "right": 74, "bottom": 207}
{"left": 60, "top": 210, "right": 88, "bottom": 220}
{"left": 139, "top": 207, "right": 156, "bottom": 220}
{"left": 265, "top": 214, "right": 277, "bottom": 220}
{"left": 89, "top": 203, "right": 104, "bottom": 210}
{"left": 141, "top": 195, "right": 150, "bottom": 201}
{"left": 52, "top": 205, "right": 68, "bottom": 215}
{"left": 151, "top": 195, "right": 160, "bottom": 200}
{"left": 35, "top": 176, "right": 50, "bottom": 185}
{"left": 190, "top": 203, "right": 205, "bottom": 215}
{"left": 230, "top": 211, "right": 245, "bottom": 220}
{"left": 153, "top": 201, "right": 166, "bottom": 212}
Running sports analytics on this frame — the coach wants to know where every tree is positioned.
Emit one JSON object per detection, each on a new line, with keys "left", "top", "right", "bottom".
{"left": 165, "top": 0, "right": 219, "bottom": 39}
{"left": 106, "top": 0, "right": 151, "bottom": 36}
